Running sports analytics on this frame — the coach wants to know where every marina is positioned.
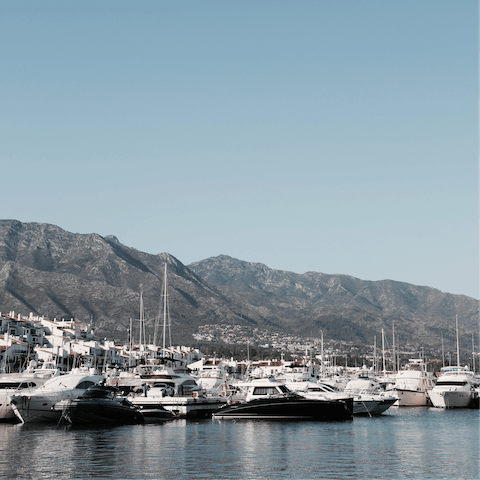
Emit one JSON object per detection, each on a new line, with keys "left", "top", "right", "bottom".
{"left": 1, "top": 353, "right": 477, "bottom": 478}
{"left": 0, "top": 407, "right": 478, "bottom": 480}
{"left": 1, "top": 307, "right": 478, "bottom": 478}
{"left": 2, "top": 1, "right": 478, "bottom": 477}
{"left": 2, "top": 309, "right": 478, "bottom": 424}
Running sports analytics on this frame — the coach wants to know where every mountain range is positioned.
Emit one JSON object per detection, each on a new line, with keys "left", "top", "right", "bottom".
{"left": 0, "top": 220, "right": 478, "bottom": 351}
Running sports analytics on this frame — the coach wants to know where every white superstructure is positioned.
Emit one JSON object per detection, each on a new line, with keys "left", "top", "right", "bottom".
{"left": 8, "top": 368, "right": 103, "bottom": 423}
{"left": 392, "top": 359, "right": 436, "bottom": 406}
{"left": 428, "top": 366, "right": 478, "bottom": 408}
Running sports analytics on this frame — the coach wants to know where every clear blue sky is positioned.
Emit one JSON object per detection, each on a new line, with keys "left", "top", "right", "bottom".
{"left": 1, "top": 1, "right": 478, "bottom": 299}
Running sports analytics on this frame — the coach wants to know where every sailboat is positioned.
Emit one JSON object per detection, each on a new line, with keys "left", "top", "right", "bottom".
{"left": 118, "top": 263, "right": 228, "bottom": 417}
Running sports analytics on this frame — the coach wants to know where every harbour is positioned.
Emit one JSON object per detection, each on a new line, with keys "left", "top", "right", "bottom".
{"left": 1, "top": 407, "right": 478, "bottom": 480}
{"left": 1, "top": 309, "right": 478, "bottom": 479}
{"left": 2, "top": 1, "right": 478, "bottom": 478}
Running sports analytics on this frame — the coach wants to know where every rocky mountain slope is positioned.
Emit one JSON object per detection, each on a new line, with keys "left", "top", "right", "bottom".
{"left": 0, "top": 220, "right": 247, "bottom": 343}
{"left": 189, "top": 255, "right": 479, "bottom": 348}
{"left": 0, "top": 220, "right": 477, "bottom": 350}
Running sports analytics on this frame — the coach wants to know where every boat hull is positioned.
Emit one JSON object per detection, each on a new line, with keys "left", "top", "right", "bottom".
{"left": 10, "top": 394, "right": 64, "bottom": 423}
{"left": 353, "top": 397, "right": 397, "bottom": 416}
{"left": 0, "top": 393, "right": 18, "bottom": 421}
{"left": 429, "top": 389, "right": 475, "bottom": 409}
{"left": 213, "top": 397, "right": 353, "bottom": 420}
{"left": 393, "top": 389, "right": 430, "bottom": 407}
{"left": 55, "top": 398, "right": 143, "bottom": 425}
{"left": 130, "top": 395, "right": 227, "bottom": 418}
{"left": 136, "top": 407, "right": 177, "bottom": 422}
{"left": 8, "top": 373, "right": 105, "bottom": 423}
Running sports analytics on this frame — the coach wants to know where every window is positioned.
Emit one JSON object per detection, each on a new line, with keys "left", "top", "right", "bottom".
{"left": 19, "top": 382, "right": 36, "bottom": 389}
{"left": 437, "top": 381, "right": 468, "bottom": 387}
{"left": 0, "top": 382, "right": 21, "bottom": 389}
{"left": 252, "top": 387, "right": 280, "bottom": 396}
{"left": 75, "top": 381, "right": 96, "bottom": 390}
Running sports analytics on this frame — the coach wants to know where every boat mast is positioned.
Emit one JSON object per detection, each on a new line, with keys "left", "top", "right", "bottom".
{"left": 472, "top": 332, "right": 475, "bottom": 374}
{"left": 139, "top": 285, "right": 145, "bottom": 354}
{"left": 129, "top": 317, "right": 133, "bottom": 367}
{"left": 320, "top": 330, "right": 324, "bottom": 377}
{"left": 382, "top": 328, "right": 386, "bottom": 374}
{"left": 456, "top": 314, "right": 460, "bottom": 367}
{"left": 441, "top": 334, "right": 445, "bottom": 368}
{"left": 373, "top": 335, "right": 377, "bottom": 374}
{"left": 162, "top": 263, "right": 167, "bottom": 359}
{"left": 153, "top": 277, "right": 164, "bottom": 349}
{"left": 392, "top": 322, "right": 396, "bottom": 374}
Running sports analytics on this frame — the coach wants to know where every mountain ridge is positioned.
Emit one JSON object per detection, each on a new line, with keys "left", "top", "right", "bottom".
{"left": 0, "top": 220, "right": 477, "bottom": 351}
{"left": 188, "top": 254, "right": 476, "bottom": 321}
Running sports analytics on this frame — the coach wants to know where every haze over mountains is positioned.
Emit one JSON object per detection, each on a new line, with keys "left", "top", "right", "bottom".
{"left": 0, "top": 220, "right": 477, "bottom": 351}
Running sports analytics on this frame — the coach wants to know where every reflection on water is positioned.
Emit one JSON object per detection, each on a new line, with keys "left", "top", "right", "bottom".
{"left": 0, "top": 408, "right": 478, "bottom": 479}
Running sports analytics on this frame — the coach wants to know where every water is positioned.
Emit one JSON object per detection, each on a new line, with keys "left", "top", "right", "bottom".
{"left": 0, "top": 407, "right": 478, "bottom": 480}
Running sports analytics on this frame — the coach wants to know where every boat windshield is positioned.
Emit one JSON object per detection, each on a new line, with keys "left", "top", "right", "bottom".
{"left": 153, "top": 382, "right": 175, "bottom": 388}
{"left": 407, "top": 364, "right": 423, "bottom": 371}
{"left": 81, "top": 386, "right": 118, "bottom": 399}
{"left": 318, "top": 384, "right": 338, "bottom": 392}
{"left": 252, "top": 386, "right": 287, "bottom": 396}
{"left": 75, "top": 380, "right": 98, "bottom": 390}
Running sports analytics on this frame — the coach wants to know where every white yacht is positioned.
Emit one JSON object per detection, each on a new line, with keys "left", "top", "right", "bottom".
{"left": 392, "top": 358, "right": 436, "bottom": 406}
{"left": 343, "top": 376, "right": 397, "bottom": 415}
{"left": 288, "top": 378, "right": 396, "bottom": 416}
{"left": 213, "top": 377, "right": 353, "bottom": 420}
{"left": 126, "top": 366, "right": 227, "bottom": 418}
{"left": 429, "top": 316, "right": 479, "bottom": 408}
{"left": 428, "top": 366, "right": 478, "bottom": 408}
{"left": 8, "top": 368, "right": 104, "bottom": 423}
{"left": 0, "top": 378, "right": 39, "bottom": 421}
{"left": 188, "top": 359, "right": 227, "bottom": 394}
{"left": 286, "top": 381, "right": 351, "bottom": 403}
{"left": 0, "top": 360, "right": 61, "bottom": 421}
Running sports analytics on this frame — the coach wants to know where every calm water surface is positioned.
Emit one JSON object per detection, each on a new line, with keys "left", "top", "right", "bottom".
{"left": 0, "top": 407, "right": 478, "bottom": 479}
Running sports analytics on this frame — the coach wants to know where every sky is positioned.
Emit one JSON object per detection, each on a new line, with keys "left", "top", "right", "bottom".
{"left": 1, "top": 1, "right": 478, "bottom": 299}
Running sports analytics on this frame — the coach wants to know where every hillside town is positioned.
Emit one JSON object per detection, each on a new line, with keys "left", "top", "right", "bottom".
{"left": 0, "top": 310, "right": 204, "bottom": 374}
{"left": 1, "top": 309, "right": 458, "bottom": 377}
{"left": 193, "top": 323, "right": 444, "bottom": 370}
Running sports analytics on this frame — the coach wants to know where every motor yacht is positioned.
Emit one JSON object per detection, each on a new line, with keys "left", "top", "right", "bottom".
{"left": 188, "top": 358, "right": 228, "bottom": 394}
{"left": 0, "top": 379, "right": 40, "bottom": 422}
{"left": 428, "top": 366, "right": 479, "bottom": 408}
{"left": 8, "top": 368, "right": 104, "bottom": 423}
{"left": 286, "top": 379, "right": 395, "bottom": 416}
{"left": 275, "top": 361, "right": 320, "bottom": 383}
{"left": 213, "top": 378, "right": 353, "bottom": 420}
{"left": 54, "top": 384, "right": 145, "bottom": 425}
{"left": 0, "top": 361, "right": 61, "bottom": 422}
{"left": 343, "top": 376, "right": 397, "bottom": 415}
{"left": 126, "top": 366, "right": 227, "bottom": 418}
{"left": 392, "top": 359, "right": 436, "bottom": 406}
